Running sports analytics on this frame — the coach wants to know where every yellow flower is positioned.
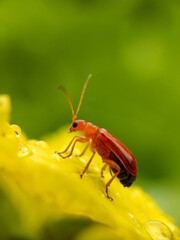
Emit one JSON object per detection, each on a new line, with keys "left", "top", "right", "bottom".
{"left": 0, "top": 94, "right": 179, "bottom": 240}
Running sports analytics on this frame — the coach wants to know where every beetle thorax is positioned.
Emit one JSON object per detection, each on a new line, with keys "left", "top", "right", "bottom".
{"left": 83, "top": 122, "right": 99, "bottom": 140}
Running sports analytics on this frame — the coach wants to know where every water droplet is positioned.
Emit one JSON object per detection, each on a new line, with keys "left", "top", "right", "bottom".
{"left": 28, "top": 140, "right": 49, "bottom": 150}
{"left": 11, "top": 125, "right": 22, "bottom": 137}
{"left": 35, "top": 141, "right": 49, "bottom": 149}
{"left": 17, "top": 143, "right": 31, "bottom": 157}
{"left": 144, "top": 221, "right": 174, "bottom": 240}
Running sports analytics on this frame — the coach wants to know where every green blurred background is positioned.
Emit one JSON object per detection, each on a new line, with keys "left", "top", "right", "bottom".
{"left": 0, "top": 0, "right": 180, "bottom": 225}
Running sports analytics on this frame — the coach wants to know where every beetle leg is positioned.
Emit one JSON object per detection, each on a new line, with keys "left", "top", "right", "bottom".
{"left": 80, "top": 151, "right": 96, "bottom": 178}
{"left": 102, "top": 158, "right": 120, "bottom": 201}
{"left": 109, "top": 167, "right": 113, "bottom": 177}
{"left": 59, "top": 136, "right": 88, "bottom": 158}
{"left": 101, "top": 164, "right": 107, "bottom": 178}
{"left": 75, "top": 143, "right": 90, "bottom": 157}
{"left": 56, "top": 135, "right": 82, "bottom": 155}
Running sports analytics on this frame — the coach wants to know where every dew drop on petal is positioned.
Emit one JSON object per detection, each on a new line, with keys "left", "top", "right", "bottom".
{"left": 35, "top": 141, "right": 49, "bottom": 149}
{"left": 144, "top": 220, "right": 174, "bottom": 240}
{"left": 11, "top": 125, "right": 22, "bottom": 137}
{"left": 18, "top": 143, "right": 31, "bottom": 157}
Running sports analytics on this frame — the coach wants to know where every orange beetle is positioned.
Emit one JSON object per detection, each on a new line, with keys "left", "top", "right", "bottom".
{"left": 57, "top": 75, "right": 137, "bottom": 200}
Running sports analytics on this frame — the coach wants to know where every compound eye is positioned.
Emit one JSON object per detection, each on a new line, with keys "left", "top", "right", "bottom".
{"left": 72, "top": 122, "right": 78, "bottom": 128}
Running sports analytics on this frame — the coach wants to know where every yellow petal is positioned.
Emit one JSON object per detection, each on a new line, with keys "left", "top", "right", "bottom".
{"left": 0, "top": 95, "right": 179, "bottom": 240}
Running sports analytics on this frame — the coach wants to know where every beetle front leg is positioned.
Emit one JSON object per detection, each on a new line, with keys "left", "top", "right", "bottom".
{"left": 55, "top": 136, "right": 77, "bottom": 156}
{"left": 60, "top": 136, "right": 89, "bottom": 159}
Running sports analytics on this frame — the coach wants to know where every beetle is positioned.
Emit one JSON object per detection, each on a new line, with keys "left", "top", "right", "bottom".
{"left": 56, "top": 75, "right": 137, "bottom": 200}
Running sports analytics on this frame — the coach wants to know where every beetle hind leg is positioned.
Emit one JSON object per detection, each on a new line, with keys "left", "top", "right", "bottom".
{"left": 101, "top": 165, "right": 114, "bottom": 178}
{"left": 101, "top": 164, "right": 107, "bottom": 178}
{"left": 102, "top": 158, "right": 120, "bottom": 200}
{"left": 109, "top": 167, "right": 114, "bottom": 177}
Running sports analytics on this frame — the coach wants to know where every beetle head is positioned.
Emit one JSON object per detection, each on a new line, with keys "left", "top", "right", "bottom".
{"left": 69, "top": 120, "right": 87, "bottom": 133}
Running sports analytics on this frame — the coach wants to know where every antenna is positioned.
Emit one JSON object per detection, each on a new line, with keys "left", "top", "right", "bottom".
{"left": 74, "top": 74, "right": 92, "bottom": 121}
{"left": 59, "top": 74, "right": 92, "bottom": 122}
{"left": 59, "top": 86, "right": 75, "bottom": 119}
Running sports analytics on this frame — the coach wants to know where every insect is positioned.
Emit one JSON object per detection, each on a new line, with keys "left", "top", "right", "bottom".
{"left": 57, "top": 75, "right": 137, "bottom": 200}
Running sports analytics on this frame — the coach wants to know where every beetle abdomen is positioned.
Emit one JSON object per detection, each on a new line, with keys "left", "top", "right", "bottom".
{"left": 120, "top": 174, "right": 136, "bottom": 187}
{"left": 110, "top": 152, "right": 136, "bottom": 187}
